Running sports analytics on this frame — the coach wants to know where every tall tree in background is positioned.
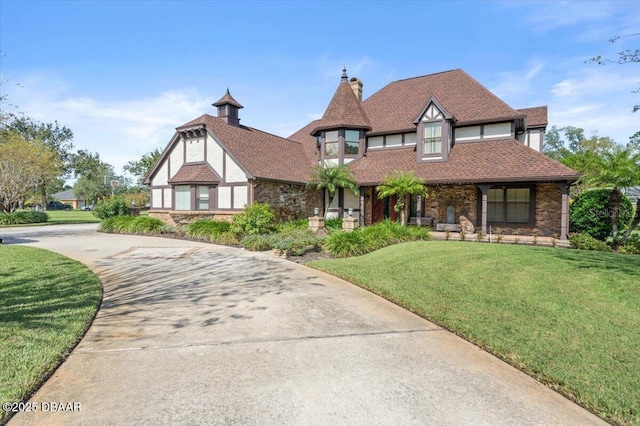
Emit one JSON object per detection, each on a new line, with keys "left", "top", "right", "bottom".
{"left": 123, "top": 148, "right": 162, "bottom": 185}
{"left": 71, "top": 150, "right": 116, "bottom": 204}
{"left": 0, "top": 133, "right": 61, "bottom": 213}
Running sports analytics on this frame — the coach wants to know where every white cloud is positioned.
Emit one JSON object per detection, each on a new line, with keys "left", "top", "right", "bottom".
{"left": 547, "top": 67, "right": 639, "bottom": 144}
{"left": 491, "top": 60, "right": 545, "bottom": 99}
{"left": 9, "top": 74, "right": 210, "bottom": 175}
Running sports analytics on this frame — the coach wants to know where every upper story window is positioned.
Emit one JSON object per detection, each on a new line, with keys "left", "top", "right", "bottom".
{"left": 325, "top": 130, "right": 339, "bottom": 157}
{"left": 423, "top": 122, "right": 442, "bottom": 154}
{"left": 344, "top": 130, "right": 360, "bottom": 155}
{"left": 422, "top": 104, "right": 443, "bottom": 155}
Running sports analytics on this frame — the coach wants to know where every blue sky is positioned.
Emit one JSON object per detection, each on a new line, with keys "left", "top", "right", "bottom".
{"left": 1, "top": 0, "right": 639, "bottom": 178}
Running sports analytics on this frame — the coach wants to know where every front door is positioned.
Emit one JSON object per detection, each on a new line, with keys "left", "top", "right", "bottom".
{"left": 372, "top": 191, "right": 397, "bottom": 222}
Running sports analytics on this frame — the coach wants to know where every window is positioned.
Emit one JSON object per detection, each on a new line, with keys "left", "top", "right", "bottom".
{"left": 197, "top": 186, "right": 209, "bottom": 210}
{"left": 487, "top": 187, "right": 531, "bottom": 224}
{"left": 325, "top": 130, "right": 339, "bottom": 157}
{"left": 423, "top": 122, "right": 442, "bottom": 154}
{"left": 175, "top": 186, "right": 190, "bottom": 211}
{"left": 344, "top": 130, "right": 360, "bottom": 155}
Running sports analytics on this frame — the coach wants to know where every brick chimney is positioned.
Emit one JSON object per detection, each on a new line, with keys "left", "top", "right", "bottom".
{"left": 349, "top": 77, "right": 363, "bottom": 101}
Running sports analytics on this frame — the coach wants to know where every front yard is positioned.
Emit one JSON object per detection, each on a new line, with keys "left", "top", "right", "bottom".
{"left": 0, "top": 246, "right": 102, "bottom": 424}
{"left": 308, "top": 242, "right": 639, "bottom": 426}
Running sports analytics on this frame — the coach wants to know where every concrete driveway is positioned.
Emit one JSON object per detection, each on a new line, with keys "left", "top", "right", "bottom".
{"left": 2, "top": 225, "right": 604, "bottom": 425}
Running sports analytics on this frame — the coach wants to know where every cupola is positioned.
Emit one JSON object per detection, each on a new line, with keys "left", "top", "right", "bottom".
{"left": 213, "top": 89, "right": 244, "bottom": 126}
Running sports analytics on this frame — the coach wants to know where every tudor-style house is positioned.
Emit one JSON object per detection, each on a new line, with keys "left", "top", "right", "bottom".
{"left": 146, "top": 68, "right": 579, "bottom": 239}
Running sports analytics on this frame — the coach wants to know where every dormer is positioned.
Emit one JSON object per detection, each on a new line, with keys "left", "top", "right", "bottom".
{"left": 213, "top": 89, "right": 244, "bottom": 126}
{"left": 311, "top": 69, "right": 371, "bottom": 166}
{"left": 413, "top": 96, "right": 455, "bottom": 162}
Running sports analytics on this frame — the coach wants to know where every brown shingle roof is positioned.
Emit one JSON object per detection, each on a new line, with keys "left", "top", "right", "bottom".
{"left": 362, "top": 69, "right": 523, "bottom": 135}
{"left": 177, "top": 115, "right": 314, "bottom": 183}
{"left": 311, "top": 70, "right": 371, "bottom": 135}
{"left": 517, "top": 106, "right": 548, "bottom": 127}
{"left": 168, "top": 163, "right": 220, "bottom": 184}
{"left": 349, "top": 139, "right": 580, "bottom": 185}
{"left": 213, "top": 90, "right": 244, "bottom": 109}
{"left": 289, "top": 119, "right": 320, "bottom": 164}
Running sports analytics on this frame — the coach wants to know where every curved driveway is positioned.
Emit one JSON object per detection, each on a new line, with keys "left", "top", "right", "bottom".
{"left": 3, "top": 225, "right": 604, "bottom": 425}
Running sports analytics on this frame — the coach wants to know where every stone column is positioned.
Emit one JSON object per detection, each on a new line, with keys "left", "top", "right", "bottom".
{"left": 477, "top": 185, "right": 490, "bottom": 234}
{"left": 309, "top": 216, "right": 325, "bottom": 234}
{"left": 359, "top": 187, "right": 365, "bottom": 227}
{"left": 556, "top": 183, "right": 569, "bottom": 240}
{"left": 343, "top": 217, "right": 359, "bottom": 232}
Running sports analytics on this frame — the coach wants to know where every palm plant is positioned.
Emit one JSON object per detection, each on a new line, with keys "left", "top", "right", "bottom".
{"left": 306, "top": 165, "right": 359, "bottom": 219}
{"left": 376, "top": 171, "right": 428, "bottom": 226}
{"left": 585, "top": 146, "right": 640, "bottom": 244}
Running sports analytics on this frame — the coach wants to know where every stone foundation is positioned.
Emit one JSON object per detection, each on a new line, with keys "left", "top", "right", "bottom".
{"left": 149, "top": 210, "right": 236, "bottom": 227}
{"left": 254, "top": 180, "right": 323, "bottom": 223}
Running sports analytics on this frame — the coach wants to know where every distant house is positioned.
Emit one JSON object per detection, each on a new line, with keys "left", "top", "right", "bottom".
{"left": 52, "top": 189, "right": 86, "bottom": 210}
{"left": 146, "top": 68, "right": 579, "bottom": 238}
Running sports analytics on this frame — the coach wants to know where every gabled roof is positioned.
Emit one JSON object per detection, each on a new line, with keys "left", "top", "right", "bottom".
{"left": 348, "top": 139, "right": 580, "bottom": 185}
{"left": 213, "top": 89, "right": 244, "bottom": 109}
{"left": 517, "top": 106, "right": 548, "bottom": 127}
{"left": 168, "top": 163, "right": 220, "bottom": 184}
{"left": 362, "top": 69, "right": 524, "bottom": 135}
{"left": 310, "top": 69, "right": 371, "bottom": 135}
{"left": 176, "top": 114, "right": 314, "bottom": 183}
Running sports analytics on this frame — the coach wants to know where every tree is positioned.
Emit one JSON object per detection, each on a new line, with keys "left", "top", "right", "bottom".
{"left": 376, "top": 171, "right": 428, "bottom": 226}
{"left": 71, "top": 150, "right": 116, "bottom": 204}
{"left": 0, "top": 132, "right": 60, "bottom": 213}
{"left": 306, "top": 165, "right": 358, "bottom": 219}
{"left": 123, "top": 148, "right": 162, "bottom": 185}
{"left": 587, "top": 33, "right": 639, "bottom": 112}
{"left": 1, "top": 116, "right": 74, "bottom": 205}
{"left": 584, "top": 146, "right": 640, "bottom": 245}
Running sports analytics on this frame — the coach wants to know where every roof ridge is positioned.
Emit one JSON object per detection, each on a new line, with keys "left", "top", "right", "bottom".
{"left": 393, "top": 68, "right": 463, "bottom": 83}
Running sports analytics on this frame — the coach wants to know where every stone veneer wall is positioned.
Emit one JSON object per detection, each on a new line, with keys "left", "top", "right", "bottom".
{"left": 149, "top": 211, "right": 236, "bottom": 227}
{"left": 253, "top": 180, "right": 323, "bottom": 223}
{"left": 424, "top": 185, "right": 478, "bottom": 224}
{"left": 363, "top": 187, "right": 374, "bottom": 226}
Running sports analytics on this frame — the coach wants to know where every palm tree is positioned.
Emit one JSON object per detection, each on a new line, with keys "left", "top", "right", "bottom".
{"left": 376, "top": 171, "right": 428, "bottom": 226}
{"left": 586, "top": 146, "right": 640, "bottom": 245}
{"left": 306, "top": 165, "right": 359, "bottom": 219}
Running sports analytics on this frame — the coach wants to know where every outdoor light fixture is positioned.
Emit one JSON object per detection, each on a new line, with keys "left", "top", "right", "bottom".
{"left": 314, "top": 207, "right": 319, "bottom": 216}
{"left": 348, "top": 208, "right": 353, "bottom": 217}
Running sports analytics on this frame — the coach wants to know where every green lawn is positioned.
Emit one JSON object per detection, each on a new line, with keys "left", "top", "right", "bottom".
{"left": 309, "top": 242, "right": 640, "bottom": 426}
{"left": 0, "top": 210, "right": 101, "bottom": 228}
{"left": 45, "top": 210, "right": 101, "bottom": 224}
{"left": 0, "top": 246, "right": 102, "bottom": 424}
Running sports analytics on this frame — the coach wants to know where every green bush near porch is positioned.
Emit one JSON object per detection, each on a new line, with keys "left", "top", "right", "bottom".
{"left": 309, "top": 242, "right": 640, "bottom": 425}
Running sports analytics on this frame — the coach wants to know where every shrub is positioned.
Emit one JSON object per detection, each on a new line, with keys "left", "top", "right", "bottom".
{"left": 325, "top": 218, "right": 343, "bottom": 231}
{"left": 569, "top": 232, "right": 612, "bottom": 252}
{"left": 186, "top": 219, "right": 231, "bottom": 239}
{"left": 323, "top": 231, "right": 369, "bottom": 258}
{"left": 0, "top": 211, "right": 48, "bottom": 225}
{"left": 240, "top": 234, "right": 275, "bottom": 251}
{"left": 93, "top": 197, "right": 131, "bottom": 219}
{"left": 619, "top": 234, "right": 640, "bottom": 255}
{"left": 570, "top": 189, "right": 633, "bottom": 241}
{"left": 230, "top": 203, "right": 276, "bottom": 236}
{"left": 277, "top": 218, "right": 309, "bottom": 232}
{"left": 210, "top": 231, "right": 240, "bottom": 246}
{"left": 99, "top": 216, "right": 165, "bottom": 234}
